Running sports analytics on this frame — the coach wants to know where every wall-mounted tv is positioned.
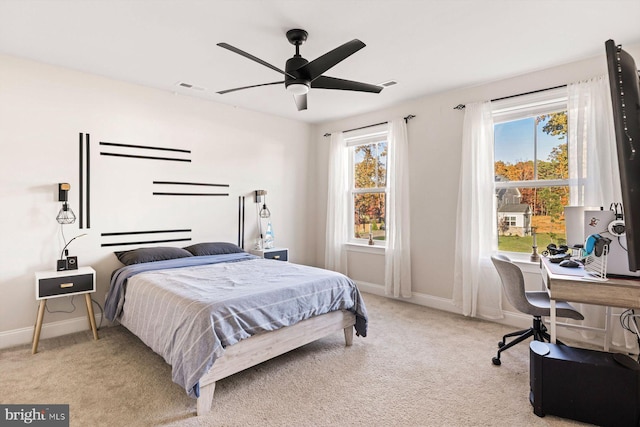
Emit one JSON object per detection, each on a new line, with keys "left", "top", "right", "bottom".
{"left": 605, "top": 39, "right": 640, "bottom": 272}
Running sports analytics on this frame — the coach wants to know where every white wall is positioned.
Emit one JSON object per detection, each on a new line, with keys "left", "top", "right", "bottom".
{"left": 0, "top": 54, "right": 313, "bottom": 348}
{"left": 3, "top": 41, "right": 639, "bottom": 350}
{"left": 312, "top": 43, "right": 640, "bottom": 320}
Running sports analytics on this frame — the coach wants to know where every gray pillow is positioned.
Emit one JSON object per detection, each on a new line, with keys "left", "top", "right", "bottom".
{"left": 115, "top": 246, "right": 193, "bottom": 265}
{"left": 183, "top": 242, "right": 245, "bottom": 257}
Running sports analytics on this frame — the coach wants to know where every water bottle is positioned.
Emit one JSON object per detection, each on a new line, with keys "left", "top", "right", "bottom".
{"left": 264, "top": 221, "right": 275, "bottom": 249}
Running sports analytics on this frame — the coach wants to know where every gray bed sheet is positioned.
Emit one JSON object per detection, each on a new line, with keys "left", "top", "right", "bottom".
{"left": 107, "top": 255, "right": 367, "bottom": 398}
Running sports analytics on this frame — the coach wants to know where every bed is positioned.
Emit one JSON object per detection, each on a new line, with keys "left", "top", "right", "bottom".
{"left": 104, "top": 243, "right": 368, "bottom": 415}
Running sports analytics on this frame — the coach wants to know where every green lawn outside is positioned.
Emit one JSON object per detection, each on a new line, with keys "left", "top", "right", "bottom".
{"left": 498, "top": 233, "right": 566, "bottom": 253}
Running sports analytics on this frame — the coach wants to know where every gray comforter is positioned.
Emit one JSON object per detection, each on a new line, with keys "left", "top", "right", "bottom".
{"left": 104, "top": 253, "right": 367, "bottom": 398}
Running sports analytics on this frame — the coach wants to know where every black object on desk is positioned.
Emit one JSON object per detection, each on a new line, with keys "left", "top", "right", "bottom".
{"left": 558, "top": 259, "right": 580, "bottom": 268}
{"left": 530, "top": 341, "right": 640, "bottom": 426}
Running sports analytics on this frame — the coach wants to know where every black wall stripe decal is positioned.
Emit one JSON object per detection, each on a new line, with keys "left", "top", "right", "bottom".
{"left": 101, "top": 229, "right": 192, "bottom": 247}
{"left": 100, "top": 152, "right": 191, "bottom": 162}
{"left": 153, "top": 181, "right": 229, "bottom": 187}
{"left": 79, "top": 133, "right": 84, "bottom": 229}
{"left": 86, "top": 133, "right": 91, "bottom": 229}
{"left": 153, "top": 192, "right": 229, "bottom": 196}
{"left": 99, "top": 141, "right": 191, "bottom": 163}
{"left": 152, "top": 181, "right": 230, "bottom": 196}
{"left": 238, "top": 196, "right": 245, "bottom": 249}
{"left": 101, "top": 238, "right": 192, "bottom": 247}
{"left": 99, "top": 141, "right": 191, "bottom": 153}
{"left": 101, "top": 229, "right": 191, "bottom": 237}
{"left": 78, "top": 132, "right": 91, "bottom": 229}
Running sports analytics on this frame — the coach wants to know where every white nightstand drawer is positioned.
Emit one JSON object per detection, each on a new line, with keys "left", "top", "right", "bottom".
{"left": 32, "top": 266, "right": 99, "bottom": 353}
{"left": 249, "top": 247, "right": 289, "bottom": 262}
{"left": 264, "top": 249, "right": 288, "bottom": 261}
{"left": 35, "top": 267, "right": 96, "bottom": 300}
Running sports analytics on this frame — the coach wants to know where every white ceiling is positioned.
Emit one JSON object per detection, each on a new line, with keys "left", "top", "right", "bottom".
{"left": 1, "top": 0, "right": 639, "bottom": 124}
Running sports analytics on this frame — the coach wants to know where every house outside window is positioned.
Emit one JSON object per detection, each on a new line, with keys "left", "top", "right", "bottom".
{"left": 346, "top": 125, "right": 388, "bottom": 245}
{"left": 493, "top": 88, "right": 570, "bottom": 253}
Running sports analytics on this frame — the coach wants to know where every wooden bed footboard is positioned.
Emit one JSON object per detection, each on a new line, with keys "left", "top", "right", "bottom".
{"left": 196, "top": 309, "right": 356, "bottom": 416}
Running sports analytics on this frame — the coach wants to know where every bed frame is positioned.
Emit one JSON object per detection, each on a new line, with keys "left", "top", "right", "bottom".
{"left": 196, "top": 309, "right": 356, "bottom": 415}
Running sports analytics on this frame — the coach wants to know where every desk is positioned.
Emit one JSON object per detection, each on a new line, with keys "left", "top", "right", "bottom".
{"left": 541, "top": 257, "right": 640, "bottom": 350}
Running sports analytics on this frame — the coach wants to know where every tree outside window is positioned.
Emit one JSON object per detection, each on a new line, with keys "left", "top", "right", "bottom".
{"left": 351, "top": 140, "right": 387, "bottom": 242}
{"left": 494, "top": 110, "right": 569, "bottom": 252}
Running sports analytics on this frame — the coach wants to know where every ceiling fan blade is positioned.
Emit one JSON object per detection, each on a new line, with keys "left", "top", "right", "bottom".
{"left": 297, "top": 39, "right": 366, "bottom": 81}
{"left": 217, "top": 43, "right": 295, "bottom": 78}
{"left": 311, "top": 76, "right": 383, "bottom": 93}
{"left": 294, "top": 93, "right": 307, "bottom": 111}
{"left": 217, "top": 81, "right": 283, "bottom": 95}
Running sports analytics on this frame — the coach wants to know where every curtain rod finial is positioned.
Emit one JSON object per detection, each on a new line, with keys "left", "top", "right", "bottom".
{"left": 453, "top": 104, "right": 466, "bottom": 110}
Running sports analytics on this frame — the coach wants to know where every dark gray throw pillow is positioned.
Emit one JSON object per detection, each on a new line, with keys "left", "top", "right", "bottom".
{"left": 115, "top": 246, "right": 193, "bottom": 265}
{"left": 183, "top": 242, "right": 245, "bottom": 257}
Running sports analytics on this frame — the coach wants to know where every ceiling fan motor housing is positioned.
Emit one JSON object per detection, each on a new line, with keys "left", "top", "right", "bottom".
{"left": 285, "top": 56, "right": 310, "bottom": 90}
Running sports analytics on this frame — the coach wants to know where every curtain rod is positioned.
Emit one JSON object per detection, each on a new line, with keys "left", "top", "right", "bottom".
{"left": 453, "top": 84, "right": 567, "bottom": 110}
{"left": 323, "top": 114, "right": 415, "bottom": 137}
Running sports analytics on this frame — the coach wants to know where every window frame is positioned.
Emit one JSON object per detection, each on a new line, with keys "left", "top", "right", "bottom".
{"left": 345, "top": 124, "right": 389, "bottom": 247}
{"left": 492, "top": 88, "right": 571, "bottom": 255}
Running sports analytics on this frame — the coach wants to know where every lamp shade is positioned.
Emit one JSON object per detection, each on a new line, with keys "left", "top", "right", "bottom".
{"left": 259, "top": 203, "right": 271, "bottom": 218}
{"left": 56, "top": 202, "right": 76, "bottom": 224}
{"left": 286, "top": 83, "right": 309, "bottom": 96}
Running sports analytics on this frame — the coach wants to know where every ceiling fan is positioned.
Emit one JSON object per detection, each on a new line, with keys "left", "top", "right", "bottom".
{"left": 216, "top": 29, "right": 383, "bottom": 111}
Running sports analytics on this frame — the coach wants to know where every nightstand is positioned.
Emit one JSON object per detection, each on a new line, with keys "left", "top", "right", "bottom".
{"left": 249, "top": 247, "right": 289, "bottom": 262}
{"left": 32, "top": 266, "right": 98, "bottom": 354}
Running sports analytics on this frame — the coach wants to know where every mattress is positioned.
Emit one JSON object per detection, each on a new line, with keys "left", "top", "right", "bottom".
{"left": 104, "top": 253, "right": 367, "bottom": 397}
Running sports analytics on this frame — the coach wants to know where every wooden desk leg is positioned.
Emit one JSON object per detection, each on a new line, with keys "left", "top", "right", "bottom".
{"left": 32, "top": 300, "right": 47, "bottom": 354}
{"left": 550, "top": 299, "right": 557, "bottom": 344}
{"left": 84, "top": 294, "right": 99, "bottom": 340}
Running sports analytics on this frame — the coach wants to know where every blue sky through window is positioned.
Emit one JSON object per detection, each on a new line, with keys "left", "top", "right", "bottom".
{"left": 494, "top": 116, "right": 566, "bottom": 165}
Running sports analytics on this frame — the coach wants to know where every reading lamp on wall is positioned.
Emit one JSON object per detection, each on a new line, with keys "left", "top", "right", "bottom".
{"left": 55, "top": 183, "right": 85, "bottom": 270}
{"left": 254, "top": 190, "right": 271, "bottom": 249}
{"left": 56, "top": 183, "right": 77, "bottom": 224}
{"left": 255, "top": 190, "right": 271, "bottom": 219}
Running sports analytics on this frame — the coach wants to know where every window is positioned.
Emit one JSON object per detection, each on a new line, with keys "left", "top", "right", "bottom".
{"left": 505, "top": 216, "right": 517, "bottom": 226}
{"left": 493, "top": 89, "right": 569, "bottom": 253}
{"left": 346, "top": 126, "right": 388, "bottom": 245}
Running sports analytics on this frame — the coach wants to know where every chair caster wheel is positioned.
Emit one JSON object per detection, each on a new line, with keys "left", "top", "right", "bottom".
{"left": 498, "top": 341, "right": 505, "bottom": 348}
{"left": 492, "top": 357, "right": 501, "bottom": 366}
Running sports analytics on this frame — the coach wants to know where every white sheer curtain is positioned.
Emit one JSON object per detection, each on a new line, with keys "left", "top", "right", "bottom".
{"left": 324, "top": 132, "right": 348, "bottom": 274}
{"left": 567, "top": 75, "right": 636, "bottom": 350}
{"left": 568, "top": 75, "right": 622, "bottom": 207}
{"left": 385, "top": 118, "right": 412, "bottom": 298}
{"left": 453, "top": 101, "right": 504, "bottom": 318}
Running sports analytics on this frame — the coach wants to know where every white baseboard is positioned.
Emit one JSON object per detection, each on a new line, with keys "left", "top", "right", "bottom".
{"left": 356, "top": 280, "right": 563, "bottom": 329}
{"left": 355, "top": 280, "right": 633, "bottom": 352}
{"left": 0, "top": 313, "right": 103, "bottom": 350}
{"left": 356, "top": 280, "right": 463, "bottom": 315}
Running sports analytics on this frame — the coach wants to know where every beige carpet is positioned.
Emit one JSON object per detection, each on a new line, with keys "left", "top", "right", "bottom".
{"left": 0, "top": 293, "right": 590, "bottom": 426}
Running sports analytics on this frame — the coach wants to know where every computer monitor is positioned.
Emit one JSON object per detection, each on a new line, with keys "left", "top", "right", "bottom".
{"left": 605, "top": 39, "right": 640, "bottom": 272}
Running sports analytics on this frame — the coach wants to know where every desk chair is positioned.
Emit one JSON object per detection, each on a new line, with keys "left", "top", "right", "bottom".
{"left": 490, "top": 254, "right": 584, "bottom": 366}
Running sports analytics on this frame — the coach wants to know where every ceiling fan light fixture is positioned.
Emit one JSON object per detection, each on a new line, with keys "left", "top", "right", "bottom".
{"left": 286, "top": 82, "right": 309, "bottom": 95}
